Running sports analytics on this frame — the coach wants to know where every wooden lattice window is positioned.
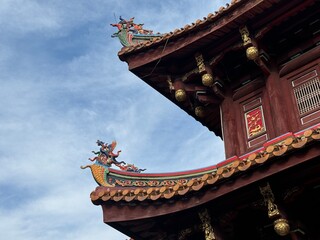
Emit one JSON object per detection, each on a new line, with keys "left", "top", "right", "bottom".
{"left": 289, "top": 67, "right": 320, "bottom": 126}
{"left": 292, "top": 70, "right": 320, "bottom": 116}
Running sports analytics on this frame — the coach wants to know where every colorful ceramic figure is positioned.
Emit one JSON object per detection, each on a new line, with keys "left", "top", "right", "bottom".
{"left": 81, "top": 140, "right": 146, "bottom": 187}
{"left": 88, "top": 140, "right": 125, "bottom": 167}
{"left": 111, "top": 16, "right": 162, "bottom": 47}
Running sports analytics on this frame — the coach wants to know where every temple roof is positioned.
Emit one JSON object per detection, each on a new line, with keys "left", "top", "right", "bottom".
{"left": 117, "top": 0, "right": 240, "bottom": 56}
{"left": 113, "top": 0, "right": 320, "bottom": 140}
{"left": 117, "top": 0, "right": 317, "bottom": 60}
{"left": 83, "top": 2, "right": 320, "bottom": 238}
{"left": 92, "top": 0, "right": 320, "bottom": 206}
{"left": 90, "top": 124, "right": 320, "bottom": 205}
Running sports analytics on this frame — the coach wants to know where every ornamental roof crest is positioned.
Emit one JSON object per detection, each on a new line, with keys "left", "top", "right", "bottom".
{"left": 111, "top": 16, "right": 162, "bottom": 47}
{"left": 81, "top": 140, "right": 146, "bottom": 187}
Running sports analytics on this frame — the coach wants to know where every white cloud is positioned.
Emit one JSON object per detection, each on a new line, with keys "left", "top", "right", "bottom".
{"left": 0, "top": 0, "right": 60, "bottom": 34}
{"left": 0, "top": 0, "right": 229, "bottom": 239}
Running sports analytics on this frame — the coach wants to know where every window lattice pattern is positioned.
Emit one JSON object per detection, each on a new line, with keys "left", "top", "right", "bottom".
{"left": 293, "top": 77, "right": 320, "bottom": 115}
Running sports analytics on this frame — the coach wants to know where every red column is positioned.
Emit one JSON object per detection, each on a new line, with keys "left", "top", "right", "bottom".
{"left": 265, "top": 68, "right": 292, "bottom": 137}
{"left": 220, "top": 92, "right": 239, "bottom": 158}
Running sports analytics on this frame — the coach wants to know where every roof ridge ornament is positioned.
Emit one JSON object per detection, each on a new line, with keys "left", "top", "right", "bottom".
{"left": 81, "top": 140, "right": 146, "bottom": 187}
{"left": 111, "top": 16, "right": 162, "bottom": 47}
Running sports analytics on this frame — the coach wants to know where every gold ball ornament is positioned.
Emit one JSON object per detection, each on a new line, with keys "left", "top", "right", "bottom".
{"left": 175, "top": 89, "right": 187, "bottom": 102}
{"left": 202, "top": 73, "right": 214, "bottom": 87}
{"left": 246, "top": 46, "right": 259, "bottom": 60}
{"left": 195, "top": 106, "right": 206, "bottom": 118}
{"left": 274, "top": 218, "right": 290, "bottom": 236}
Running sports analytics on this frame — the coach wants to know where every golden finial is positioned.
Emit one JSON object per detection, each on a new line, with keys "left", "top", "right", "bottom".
{"left": 175, "top": 89, "right": 187, "bottom": 102}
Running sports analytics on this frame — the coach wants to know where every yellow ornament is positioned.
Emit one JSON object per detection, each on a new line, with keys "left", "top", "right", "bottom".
{"left": 175, "top": 89, "right": 187, "bottom": 102}
{"left": 246, "top": 46, "right": 259, "bottom": 60}
{"left": 274, "top": 218, "right": 290, "bottom": 236}
{"left": 195, "top": 106, "right": 206, "bottom": 118}
{"left": 202, "top": 73, "right": 214, "bottom": 87}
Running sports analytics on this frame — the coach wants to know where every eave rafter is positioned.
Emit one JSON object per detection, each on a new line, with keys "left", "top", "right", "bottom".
{"left": 121, "top": 1, "right": 320, "bottom": 135}
{"left": 120, "top": 0, "right": 279, "bottom": 69}
{"left": 254, "top": 0, "right": 318, "bottom": 39}
{"left": 121, "top": 0, "right": 319, "bottom": 83}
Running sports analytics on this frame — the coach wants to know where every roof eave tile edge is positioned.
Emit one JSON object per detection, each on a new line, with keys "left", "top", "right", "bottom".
{"left": 90, "top": 124, "right": 320, "bottom": 204}
{"left": 117, "top": 0, "right": 243, "bottom": 58}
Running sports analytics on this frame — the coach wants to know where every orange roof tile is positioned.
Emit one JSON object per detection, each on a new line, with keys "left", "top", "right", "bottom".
{"left": 90, "top": 125, "right": 320, "bottom": 203}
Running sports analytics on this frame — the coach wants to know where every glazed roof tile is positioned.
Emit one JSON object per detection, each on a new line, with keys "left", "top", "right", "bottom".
{"left": 90, "top": 124, "right": 320, "bottom": 204}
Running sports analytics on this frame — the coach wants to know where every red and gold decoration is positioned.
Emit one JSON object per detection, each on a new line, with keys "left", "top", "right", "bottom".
{"left": 239, "top": 26, "right": 259, "bottom": 61}
{"left": 260, "top": 183, "right": 291, "bottom": 236}
{"left": 245, "top": 106, "right": 266, "bottom": 138}
{"left": 195, "top": 53, "right": 215, "bottom": 87}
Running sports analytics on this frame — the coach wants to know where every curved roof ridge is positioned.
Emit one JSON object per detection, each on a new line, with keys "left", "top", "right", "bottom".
{"left": 118, "top": 0, "right": 240, "bottom": 56}
{"left": 91, "top": 124, "right": 320, "bottom": 203}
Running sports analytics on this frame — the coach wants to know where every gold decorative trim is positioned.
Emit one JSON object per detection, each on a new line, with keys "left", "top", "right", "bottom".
{"left": 199, "top": 209, "right": 216, "bottom": 240}
{"left": 274, "top": 218, "right": 290, "bottom": 236}
{"left": 239, "top": 26, "right": 251, "bottom": 46}
{"left": 259, "top": 183, "right": 280, "bottom": 218}
{"left": 195, "top": 53, "right": 206, "bottom": 73}
{"left": 239, "top": 26, "right": 260, "bottom": 61}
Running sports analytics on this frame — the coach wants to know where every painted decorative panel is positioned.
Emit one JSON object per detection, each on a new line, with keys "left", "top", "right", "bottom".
{"left": 244, "top": 105, "right": 267, "bottom": 139}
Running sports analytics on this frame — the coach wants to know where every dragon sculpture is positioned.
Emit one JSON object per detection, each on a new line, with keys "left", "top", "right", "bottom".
{"left": 111, "top": 16, "right": 162, "bottom": 47}
{"left": 81, "top": 140, "right": 146, "bottom": 187}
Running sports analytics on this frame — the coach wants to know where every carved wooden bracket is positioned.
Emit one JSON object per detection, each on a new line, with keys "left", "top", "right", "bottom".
{"left": 259, "top": 183, "right": 280, "bottom": 219}
{"left": 198, "top": 209, "right": 216, "bottom": 240}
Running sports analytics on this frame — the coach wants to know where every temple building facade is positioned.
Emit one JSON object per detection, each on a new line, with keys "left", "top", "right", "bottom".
{"left": 84, "top": 0, "right": 320, "bottom": 239}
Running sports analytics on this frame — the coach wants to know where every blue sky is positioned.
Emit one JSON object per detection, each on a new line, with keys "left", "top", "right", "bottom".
{"left": 0, "top": 1, "right": 228, "bottom": 239}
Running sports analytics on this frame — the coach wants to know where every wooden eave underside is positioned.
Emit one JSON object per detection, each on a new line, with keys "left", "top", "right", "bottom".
{"left": 119, "top": 0, "right": 317, "bottom": 70}
{"left": 117, "top": 0, "right": 318, "bottom": 137}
